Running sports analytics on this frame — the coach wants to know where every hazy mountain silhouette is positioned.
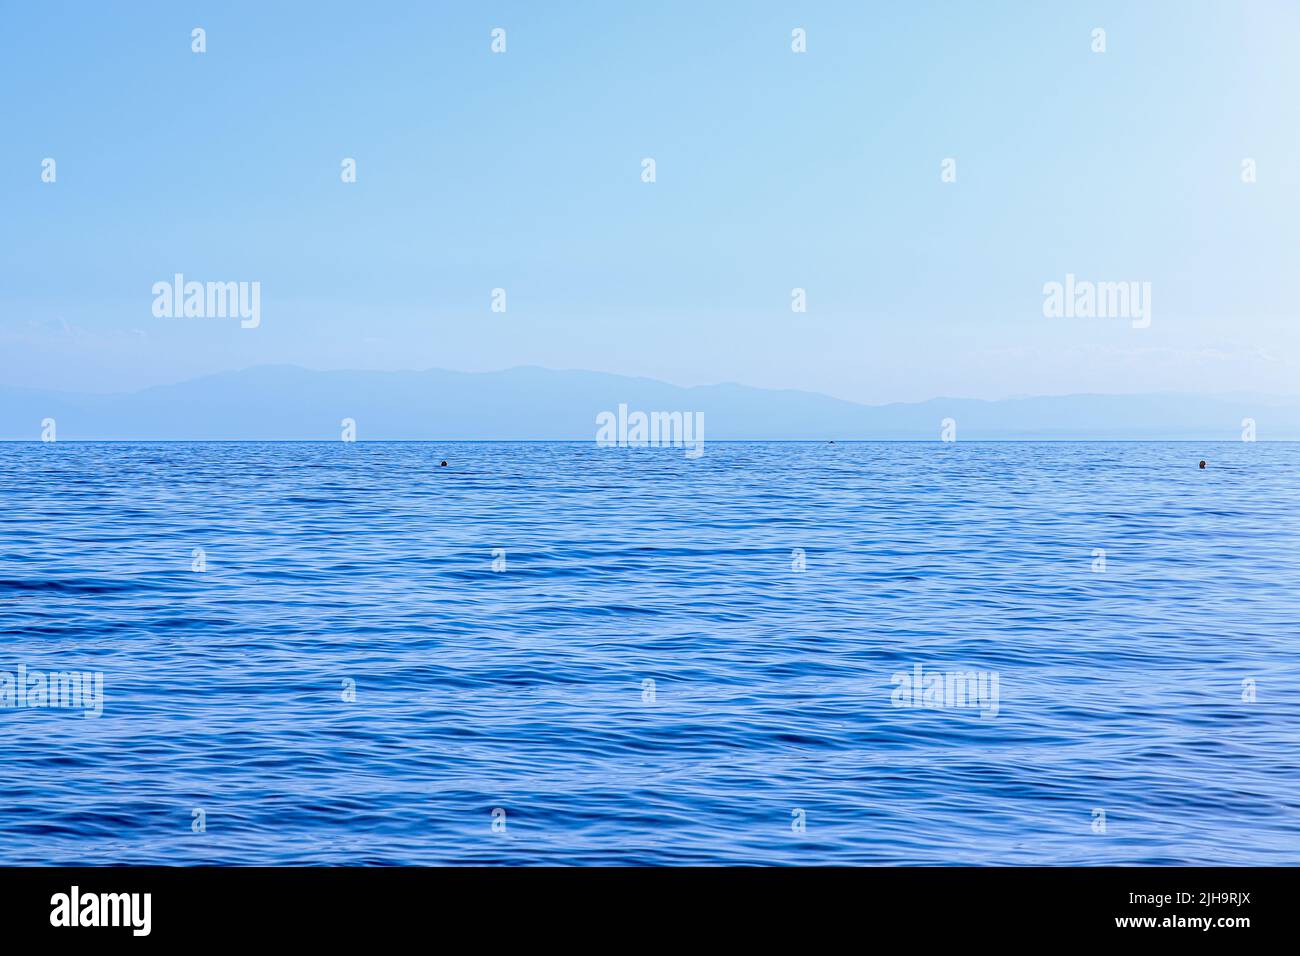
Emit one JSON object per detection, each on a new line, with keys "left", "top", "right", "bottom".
{"left": 2, "top": 365, "right": 1297, "bottom": 440}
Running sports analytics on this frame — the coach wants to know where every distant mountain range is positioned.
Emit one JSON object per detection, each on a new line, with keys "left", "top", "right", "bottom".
{"left": 2, "top": 365, "right": 1297, "bottom": 440}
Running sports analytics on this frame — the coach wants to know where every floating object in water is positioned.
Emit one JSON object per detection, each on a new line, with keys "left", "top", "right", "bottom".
{"left": 1199, "top": 460, "right": 1206, "bottom": 469}
{"left": 440, "top": 461, "right": 448, "bottom": 467}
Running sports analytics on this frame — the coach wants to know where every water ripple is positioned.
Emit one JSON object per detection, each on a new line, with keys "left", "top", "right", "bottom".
{"left": 0, "top": 441, "right": 1297, "bottom": 864}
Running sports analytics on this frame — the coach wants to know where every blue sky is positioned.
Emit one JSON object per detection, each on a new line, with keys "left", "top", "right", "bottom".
{"left": 2, "top": 1, "right": 1298, "bottom": 402}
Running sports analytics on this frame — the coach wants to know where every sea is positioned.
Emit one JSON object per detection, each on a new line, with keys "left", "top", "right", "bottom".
{"left": 0, "top": 441, "right": 1296, "bottom": 864}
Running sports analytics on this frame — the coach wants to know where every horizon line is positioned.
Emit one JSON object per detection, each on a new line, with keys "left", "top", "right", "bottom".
{"left": 3, "top": 439, "right": 1291, "bottom": 445}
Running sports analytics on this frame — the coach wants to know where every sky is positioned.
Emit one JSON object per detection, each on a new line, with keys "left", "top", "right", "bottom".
{"left": 2, "top": 0, "right": 1299, "bottom": 403}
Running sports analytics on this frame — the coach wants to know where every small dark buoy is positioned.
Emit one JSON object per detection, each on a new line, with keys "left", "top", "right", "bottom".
{"left": 440, "top": 460, "right": 448, "bottom": 467}
{"left": 1199, "top": 460, "right": 1206, "bottom": 469}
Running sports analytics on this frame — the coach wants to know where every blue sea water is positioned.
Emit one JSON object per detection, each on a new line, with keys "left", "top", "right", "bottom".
{"left": 0, "top": 441, "right": 1297, "bottom": 865}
